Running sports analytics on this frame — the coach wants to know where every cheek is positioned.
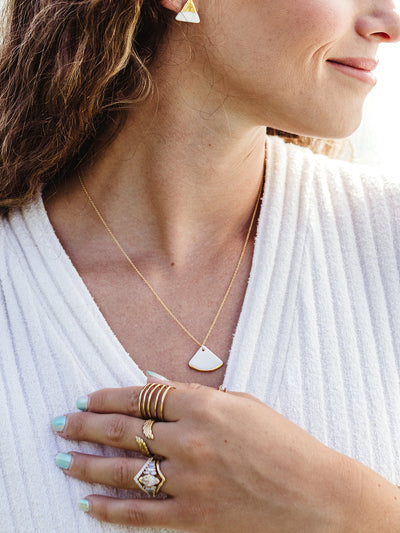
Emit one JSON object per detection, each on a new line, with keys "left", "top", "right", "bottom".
{"left": 208, "top": 0, "right": 349, "bottom": 77}
{"left": 200, "top": 0, "right": 360, "bottom": 138}
{"left": 286, "top": 0, "right": 349, "bottom": 32}
{"left": 277, "top": 0, "right": 350, "bottom": 60}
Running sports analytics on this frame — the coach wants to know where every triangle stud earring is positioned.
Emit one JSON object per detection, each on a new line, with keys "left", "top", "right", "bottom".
{"left": 175, "top": 0, "right": 200, "bottom": 24}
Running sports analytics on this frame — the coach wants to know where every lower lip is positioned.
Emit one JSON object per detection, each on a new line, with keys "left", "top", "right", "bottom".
{"left": 328, "top": 61, "right": 377, "bottom": 86}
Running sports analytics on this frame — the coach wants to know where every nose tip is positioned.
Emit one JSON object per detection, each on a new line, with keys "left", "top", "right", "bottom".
{"left": 357, "top": 6, "right": 400, "bottom": 43}
{"left": 390, "top": 8, "right": 400, "bottom": 41}
{"left": 375, "top": 7, "right": 400, "bottom": 42}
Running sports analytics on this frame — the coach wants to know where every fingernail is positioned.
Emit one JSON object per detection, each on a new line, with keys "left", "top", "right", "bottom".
{"left": 55, "top": 452, "right": 72, "bottom": 470}
{"left": 52, "top": 416, "right": 67, "bottom": 432}
{"left": 76, "top": 396, "right": 89, "bottom": 411}
{"left": 78, "top": 499, "right": 90, "bottom": 512}
{"left": 146, "top": 370, "right": 168, "bottom": 381}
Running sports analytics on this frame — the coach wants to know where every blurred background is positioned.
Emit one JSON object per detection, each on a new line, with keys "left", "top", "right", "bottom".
{"left": 350, "top": 42, "right": 400, "bottom": 174}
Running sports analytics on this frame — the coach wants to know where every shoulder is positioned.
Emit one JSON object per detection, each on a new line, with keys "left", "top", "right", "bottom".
{"left": 0, "top": 213, "right": 10, "bottom": 274}
{"left": 267, "top": 135, "right": 400, "bottom": 214}
{"left": 265, "top": 136, "right": 400, "bottom": 260}
{"left": 0, "top": 197, "right": 44, "bottom": 280}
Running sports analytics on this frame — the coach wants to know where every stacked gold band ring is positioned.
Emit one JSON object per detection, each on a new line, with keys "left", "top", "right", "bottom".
{"left": 138, "top": 383, "right": 175, "bottom": 421}
{"left": 134, "top": 456, "right": 166, "bottom": 497}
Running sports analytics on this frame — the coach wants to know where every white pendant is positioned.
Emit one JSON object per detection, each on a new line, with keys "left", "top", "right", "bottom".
{"left": 188, "top": 346, "right": 223, "bottom": 372}
{"left": 175, "top": 0, "right": 200, "bottom": 23}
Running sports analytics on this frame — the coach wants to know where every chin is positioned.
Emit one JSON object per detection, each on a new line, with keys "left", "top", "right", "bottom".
{"left": 321, "top": 120, "right": 363, "bottom": 140}
{"left": 266, "top": 102, "right": 365, "bottom": 141}
{"left": 284, "top": 115, "right": 363, "bottom": 141}
{"left": 311, "top": 106, "right": 366, "bottom": 140}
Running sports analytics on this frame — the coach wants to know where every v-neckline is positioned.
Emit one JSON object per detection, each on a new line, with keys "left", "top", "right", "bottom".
{"left": 30, "top": 140, "right": 273, "bottom": 391}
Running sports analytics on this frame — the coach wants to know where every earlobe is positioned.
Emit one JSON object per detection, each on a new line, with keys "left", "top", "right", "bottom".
{"left": 159, "top": 0, "right": 186, "bottom": 15}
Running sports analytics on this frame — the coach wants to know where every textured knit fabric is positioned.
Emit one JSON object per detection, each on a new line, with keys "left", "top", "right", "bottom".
{"left": 1, "top": 136, "right": 400, "bottom": 532}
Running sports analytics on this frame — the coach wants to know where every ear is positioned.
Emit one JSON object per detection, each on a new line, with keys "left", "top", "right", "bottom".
{"left": 159, "top": 0, "right": 185, "bottom": 16}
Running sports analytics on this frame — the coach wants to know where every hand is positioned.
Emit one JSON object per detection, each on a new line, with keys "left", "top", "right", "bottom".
{"left": 52, "top": 380, "right": 358, "bottom": 532}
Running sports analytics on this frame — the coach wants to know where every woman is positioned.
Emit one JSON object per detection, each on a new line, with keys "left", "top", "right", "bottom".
{"left": 1, "top": 0, "right": 400, "bottom": 531}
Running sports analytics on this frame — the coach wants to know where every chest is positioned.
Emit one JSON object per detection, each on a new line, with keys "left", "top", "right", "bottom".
{"left": 75, "top": 250, "right": 254, "bottom": 388}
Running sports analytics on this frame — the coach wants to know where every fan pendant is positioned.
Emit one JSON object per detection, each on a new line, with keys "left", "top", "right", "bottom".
{"left": 188, "top": 346, "right": 223, "bottom": 372}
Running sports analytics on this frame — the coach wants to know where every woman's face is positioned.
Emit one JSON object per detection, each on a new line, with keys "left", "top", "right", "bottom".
{"left": 188, "top": 0, "right": 400, "bottom": 138}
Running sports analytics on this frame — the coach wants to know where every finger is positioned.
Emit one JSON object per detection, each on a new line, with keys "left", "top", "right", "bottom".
{"left": 139, "top": 382, "right": 258, "bottom": 422}
{"left": 57, "top": 452, "right": 175, "bottom": 495}
{"left": 79, "top": 382, "right": 261, "bottom": 425}
{"left": 143, "top": 382, "right": 266, "bottom": 419}
{"left": 80, "top": 386, "right": 146, "bottom": 417}
{"left": 53, "top": 411, "right": 171, "bottom": 455}
{"left": 145, "top": 380, "right": 264, "bottom": 406}
{"left": 156, "top": 383, "right": 259, "bottom": 421}
{"left": 81, "top": 385, "right": 184, "bottom": 420}
{"left": 80, "top": 495, "right": 182, "bottom": 530}
{"left": 81, "top": 379, "right": 214, "bottom": 417}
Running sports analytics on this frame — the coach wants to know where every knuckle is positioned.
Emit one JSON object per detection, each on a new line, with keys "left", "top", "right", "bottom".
{"left": 183, "top": 433, "right": 204, "bottom": 451}
{"left": 126, "top": 389, "right": 140, "bottom": 416}
{"left": 111, "top": 458, "right": 133, "bottom": 487}
{"left": 104, "top": 414, "right": 127, "bottom": 443}
{"left": 191, "top": 393, "right": 220, "bottom": 422}
{"left": 126, "top": 502, "right": 146, "bottom": 527}
{"left": 241, "top": 392, "right": 254, "bottom": 401}
{"left": 239, "top": 391, "right": 260, "bottom": 404}
{"left": 184, "top": 500, "right": 205, "bottom": 518}
{"left": 181, "top": 433, "right": 210, "bottom": 461}
{"left": 173, "top": 501, "right": 201, "bottom": 531}
{"left": 187, "top": 382, "right": 204, "bottom": 392}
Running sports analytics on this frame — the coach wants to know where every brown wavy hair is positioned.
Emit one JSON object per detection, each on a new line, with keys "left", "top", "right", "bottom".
{"left": 0, "top": 0, "right": 338, "bottom": 217}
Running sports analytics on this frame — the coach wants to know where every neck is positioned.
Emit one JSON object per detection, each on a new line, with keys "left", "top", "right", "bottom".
{"left": 46, "top": 35, "right": 267, "bottom": 265}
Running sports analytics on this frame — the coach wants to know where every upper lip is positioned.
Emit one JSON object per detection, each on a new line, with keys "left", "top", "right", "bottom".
{"left": 327, "top": 57, "right": 379, "bottom": 72}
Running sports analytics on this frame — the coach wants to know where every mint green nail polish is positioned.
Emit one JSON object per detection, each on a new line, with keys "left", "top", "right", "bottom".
{"left": 52, "top": 416, "right": 67, "bottom": 432}
{"left": 146, "top": 370, "right": 168, "bottom": 381}
{"left": 76, "top": 396, "right": 89, "bottom": 411}
{"left": 78, "top": 499, "right": 90, "bottom": 512}
{"left": 55, "top": 452, "right": 72, "bottom": 470}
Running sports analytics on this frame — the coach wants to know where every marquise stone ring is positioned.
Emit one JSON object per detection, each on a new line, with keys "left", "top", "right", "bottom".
{"left": 134, "top": 456, "right": 166, "bottom": 497}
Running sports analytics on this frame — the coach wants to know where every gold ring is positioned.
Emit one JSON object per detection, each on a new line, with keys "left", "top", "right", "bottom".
{"left": 143, "top": 383, "right": 160, "bottom": 418}
{"left": 138, "top": 384, "right": 175, "bottom": 421}
{"left": 152, "top": 384, "right": 169, "bottom": 419}
{"left": 138, "top": 384, "right": 151, "bottom": 418}
{"left": 134, "top": 457, "right": 166, "bottom": 497}
{"left": 142, "top": 419, "right": 156, "bottom": 440}
{"left": 217, "top": 385, "right": 227, "bottom": 392}
{"left": 158, "top": 385, "right": 174, "bottom": 421}
{"left": 146, "top": 384, "right": 164, "bottom": 419}
{"left": 135, "top": 436, "right": 152, "bottom": 457}
{"left": 138, "top": 383, "right": 158, "bottom": 418}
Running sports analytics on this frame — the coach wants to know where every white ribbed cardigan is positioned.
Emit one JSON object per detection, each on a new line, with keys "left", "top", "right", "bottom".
{"left": 1, "top": 136, "right": 400, "bottom": 533}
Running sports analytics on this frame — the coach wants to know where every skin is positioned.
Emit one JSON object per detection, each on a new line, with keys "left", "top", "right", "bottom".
{"left": 49, "top": 0, "right": 400, "bottom": 530}
{"left": 55, "top": 380, "right": 400, "bottom": 531}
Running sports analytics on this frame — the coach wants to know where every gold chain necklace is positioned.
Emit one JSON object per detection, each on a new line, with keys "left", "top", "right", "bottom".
{"left": 78, "top": 168, "right": 264, "bottom": 372}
